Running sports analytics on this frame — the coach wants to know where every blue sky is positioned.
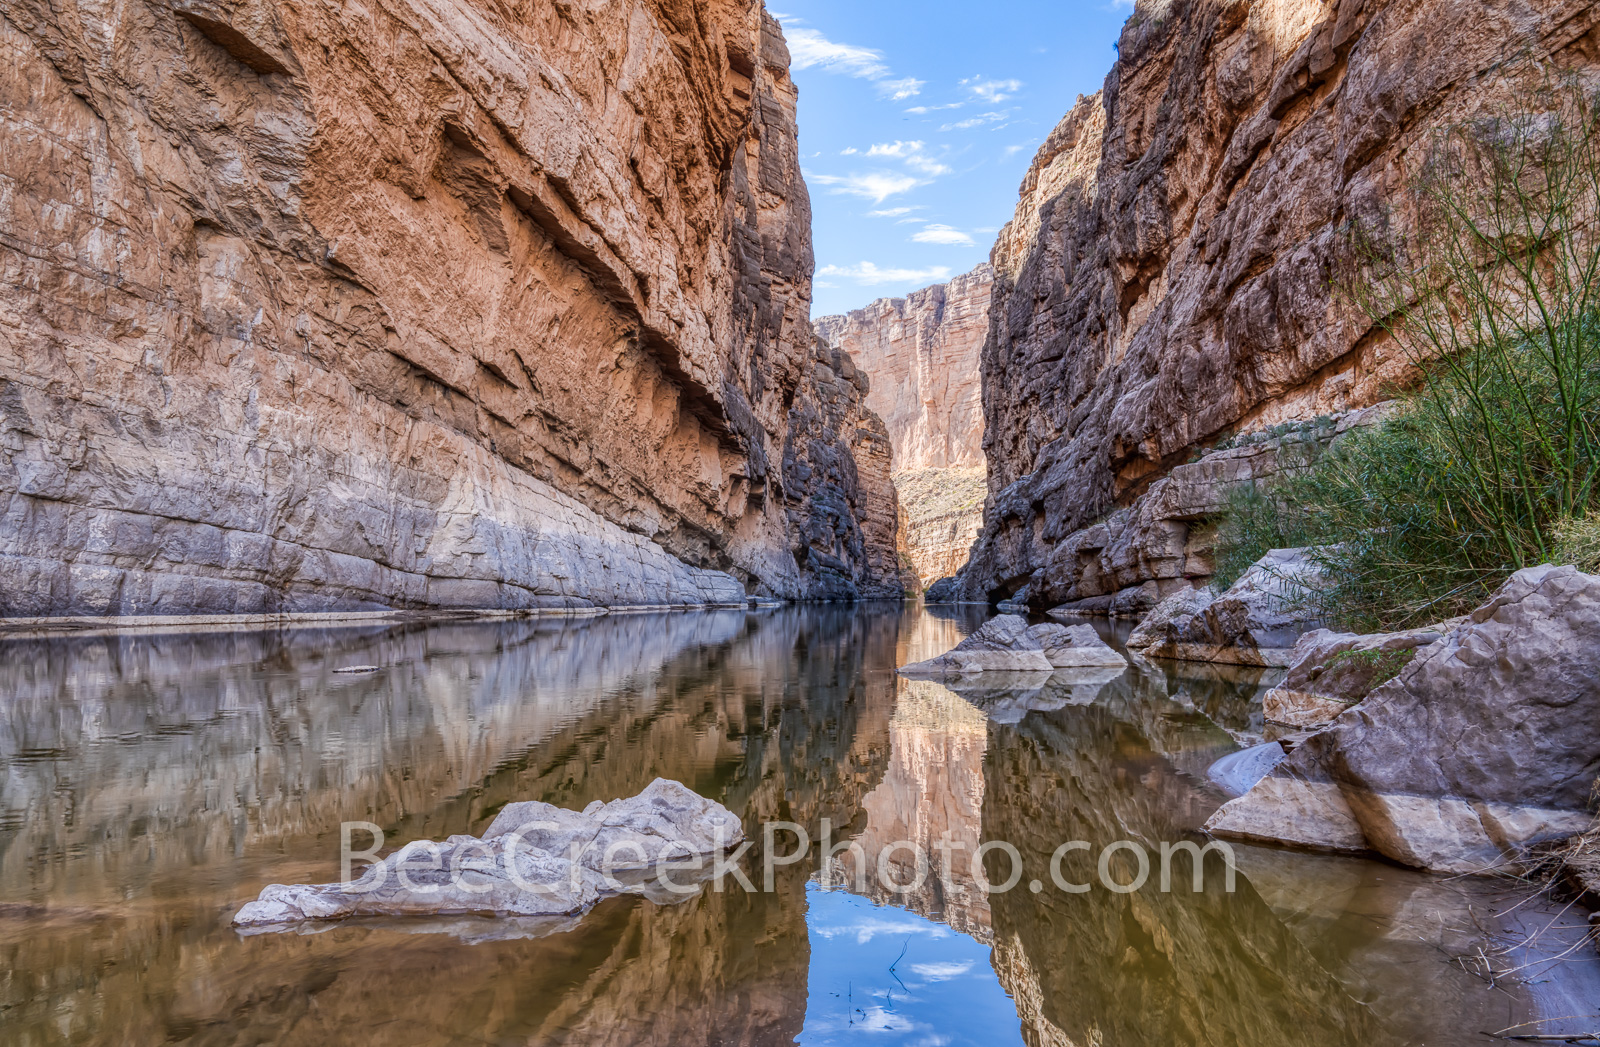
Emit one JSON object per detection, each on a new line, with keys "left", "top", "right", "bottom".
{"left": 774, "top": 1, "right": 1134, "bottom": 318}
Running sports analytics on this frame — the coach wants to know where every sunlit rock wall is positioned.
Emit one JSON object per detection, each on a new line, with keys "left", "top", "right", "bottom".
{"left": 0, "top": 0, "right": 900, "bottom": 614}
{"left": 961, "top": 0, "right": 1600, "bottom": 603}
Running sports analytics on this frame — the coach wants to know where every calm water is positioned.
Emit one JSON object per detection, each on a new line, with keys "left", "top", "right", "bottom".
{"left": 0, "top": 606, "right": 1578, "bottom": 1045}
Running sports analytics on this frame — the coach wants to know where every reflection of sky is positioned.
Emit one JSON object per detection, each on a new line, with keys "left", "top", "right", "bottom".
{"left": 801, "top": 886, "right": 1024, "bottom": 1046}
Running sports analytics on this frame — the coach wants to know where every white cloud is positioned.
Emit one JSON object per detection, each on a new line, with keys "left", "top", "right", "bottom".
{"left": 879, "top": 77, "right": 925, "bottom": 100}
{"left": 806, "top": 171, "right": 922, "bottom": 203}
{"left": 840, "top": 147, "right": 858, "bottom": 155}
{"left": 785, "top": 28, "right": 889, "bottom": 79}
{"left": 964, "top": 76, "right": 1024, "bottom": 103}
{"left": 941, "top": 111, "right": 1009, "bottom": 131}
{"left": 865, "top": 140, "right": 924, "bottom": 158}
{"left": 782, "top": 28, "right": 920, "bottom": 98}
{"left": 817, "top": 262, "right": 954, "bottom": 287}
{"left": 857, "top": 141, "right": 950, "bottom": 177}
{"left": 912, "top": 224, "right": 975, "bottom": 246}
{"left": 867, "top": 206, "right": 919, "bottom": 217}
{"left": 909, "top": 961, "right": 973, "bottom": 982}
{"left": 1002, "top": 143, "right": 1033, "bottom": 159}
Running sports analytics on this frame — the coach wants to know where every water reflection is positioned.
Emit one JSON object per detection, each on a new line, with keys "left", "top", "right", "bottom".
{"left": 0, "top": 606, "right": 1558, "bottom": 1045}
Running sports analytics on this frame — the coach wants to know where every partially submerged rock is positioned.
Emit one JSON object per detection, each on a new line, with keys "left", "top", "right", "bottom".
{"left": 1129, "top": 549, "right": 1323, "bottom": 667}
{"left": 233, "top": 779, "right": 743, "bottom": 927}
{"left": 1207, "top": 566, "right": 1600, "bottom": 874}
{"left": 899, "top": 615, "right": 1125, "bottom": 676}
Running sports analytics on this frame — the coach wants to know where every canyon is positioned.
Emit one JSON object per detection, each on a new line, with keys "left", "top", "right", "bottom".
{"left": 0, "top": 0, "right": 902, "bottom": 617}
{"left": 949, "top": 0, "right": 1600, "bottom": 609}
{"left": 817, "top": 264, "right": 991, "bottom": 590}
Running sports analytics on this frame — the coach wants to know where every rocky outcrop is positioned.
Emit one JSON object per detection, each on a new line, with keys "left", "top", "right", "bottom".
{"left": 1126, "top": 547, "right": 1324, "bottom": 666}
{"left": 900, "top": 614, "right": 1126, "bottom": 675}
{"left": 959, "top": 0, "right": 1600, "bottom": 605}
{"left": 815, "top": 264, "right": 992, "bottom": 472}
{"left": 781, "top": 338, "right": 907, "bottom": 599}
{"left": 234, "top": 779, "right": 743, "bottom": 926}
{"left": 1207, "top": 565, "right": 1600, "bottom": 873}
{"left": 816, "top": 266, "right": 993, "bottom": 591}
{"left": 1262, "top": 621, "right": 1460, "bottom": 730}
{"left": 0, "top": 0, "right": 900, "bottom": 616}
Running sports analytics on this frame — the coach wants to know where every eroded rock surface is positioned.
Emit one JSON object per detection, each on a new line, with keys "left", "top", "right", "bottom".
{"left": 234, "top": 779, "right": 743, "bottom": 926}
{"left": 0, "top": 0, "right": 900, "bottom": 615}
{"left": 1207, "top": 566, "right": 1600, "bottom": 873}
{"left": 1129, "top": 548, "right": 1324, "bottom": 667}
{"left": 957, "top": 0, "right": 1600, "bottom": 606}
{"left": 815, "top": 264, "right": 992, "bottom": 472}
{"left": 1262, "top": 622, "right": 1460, "bottom": 730}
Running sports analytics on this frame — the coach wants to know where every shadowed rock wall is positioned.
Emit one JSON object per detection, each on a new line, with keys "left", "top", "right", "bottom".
{"left": 0, "top": 0, "right": 900, "bottom": 615}
{"left": 961, "top": 0, "right": 1600, "bottom": 603}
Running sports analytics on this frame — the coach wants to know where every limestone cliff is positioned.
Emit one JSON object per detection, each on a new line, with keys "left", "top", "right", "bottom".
{"left": 0, "top": 0, "right": 900, "bottom": 615}
{"left": 817, "top": 265, "right": 991, "bottom": 589}
{"left": 815, "top": 263, "right": 991, "bottom": 471}
{"left": 961, "top": 0, "right": 1600, "bottom": 606}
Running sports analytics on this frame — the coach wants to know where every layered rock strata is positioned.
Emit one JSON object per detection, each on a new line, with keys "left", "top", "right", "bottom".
{"left": 817, "top": 265, "right": 993, "bottom": 591}
{"left": 815, "top": 263, "right": 992, "bottom": 472}
{"left": 894, "top": 465, "right": 986, "bottom": 590}
{"left": 959, "top": 0, "right": 1600, "bottom": 605}
{"left": 0, "top": 0, "right": 900, "bottom": 616}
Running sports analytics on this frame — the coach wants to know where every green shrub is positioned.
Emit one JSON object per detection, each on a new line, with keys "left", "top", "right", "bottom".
{"left": 1554, "top": 512, "right": 1600, "bottom": 572}
{"left": 1215, "top": 79, "right": 1600, "bottom": 630}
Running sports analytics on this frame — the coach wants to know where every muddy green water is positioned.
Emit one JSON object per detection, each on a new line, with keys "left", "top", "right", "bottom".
{"left": 0, "top": 606, "right": 1583, "bottom": 1045}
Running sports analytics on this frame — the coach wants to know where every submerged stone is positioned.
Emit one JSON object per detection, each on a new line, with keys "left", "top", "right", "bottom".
{"left": 233, "top": 779, "right": 744, "bottom": 927}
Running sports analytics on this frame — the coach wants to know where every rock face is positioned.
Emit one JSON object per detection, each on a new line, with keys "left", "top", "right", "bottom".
{"left": 900, "top": 614, "right": 1126, "bottom": 675}
{"left": 815, "top": 264, "right": 992, "bottom": 472}
{"left": 0, "top": 0, "right": 900, "bottom": 615}
{"left": 1207, "top": 566, "right": 1600, "bottom": 874}
{"left": 816, "top": 265, "right": 993, "bottom": 592}
{"left": 1128, "top": 548, "right": 1324, "bottom": 667}
{"left": 893, "top": 465, "right": 986, "bottom": 590}
{"left": 958, "top": 0, "right": 1600, "bottom": 605}
{"left": 1262, "top": 622, "right": 1458, "bottom": 730}
{"left": 234, "top": 779, "right": 742, "bottom": 926}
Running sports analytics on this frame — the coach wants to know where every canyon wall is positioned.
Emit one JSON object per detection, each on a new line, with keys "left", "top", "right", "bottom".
{"left": 0, "top": 0, "right": 901, "bottom": 616}
{"left": 815, "top": 263, "right": 992, "bottom": 471}
{"left": 817, "top": 264, "right": 992, "bottom": 589}
{"left": 960, "top": 0, "right": 1600, "bottom": 606}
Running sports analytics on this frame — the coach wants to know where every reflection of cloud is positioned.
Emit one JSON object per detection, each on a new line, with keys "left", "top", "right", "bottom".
{"left": 909, "top": 960, "right": 974, "bottom": 981}
{"left": 812, "top": 914, "right": 954, "bottom": 945}
{"left": 912, "top": 225, "right": 974, "bottom": 246}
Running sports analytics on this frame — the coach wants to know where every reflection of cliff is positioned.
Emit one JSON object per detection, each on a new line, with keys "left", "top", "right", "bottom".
{"left": 0, "top": 608, "right": 902, "bottom": 1046}
{"left": 979, "top": 680, "right": 1381, "bottom": 1047}
{"left": 834, "top": 678, "right": 992, "bottom": 940}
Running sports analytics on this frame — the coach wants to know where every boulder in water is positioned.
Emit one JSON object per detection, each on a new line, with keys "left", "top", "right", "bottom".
{"left": 1206, "top": 566, "right": 1600, "bottom": 873}
{"left": 233, "top": 779, "right": 743, "bottom": 927}
{"left": 899, "top": 615, "right": 1125, "bottom": 676}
